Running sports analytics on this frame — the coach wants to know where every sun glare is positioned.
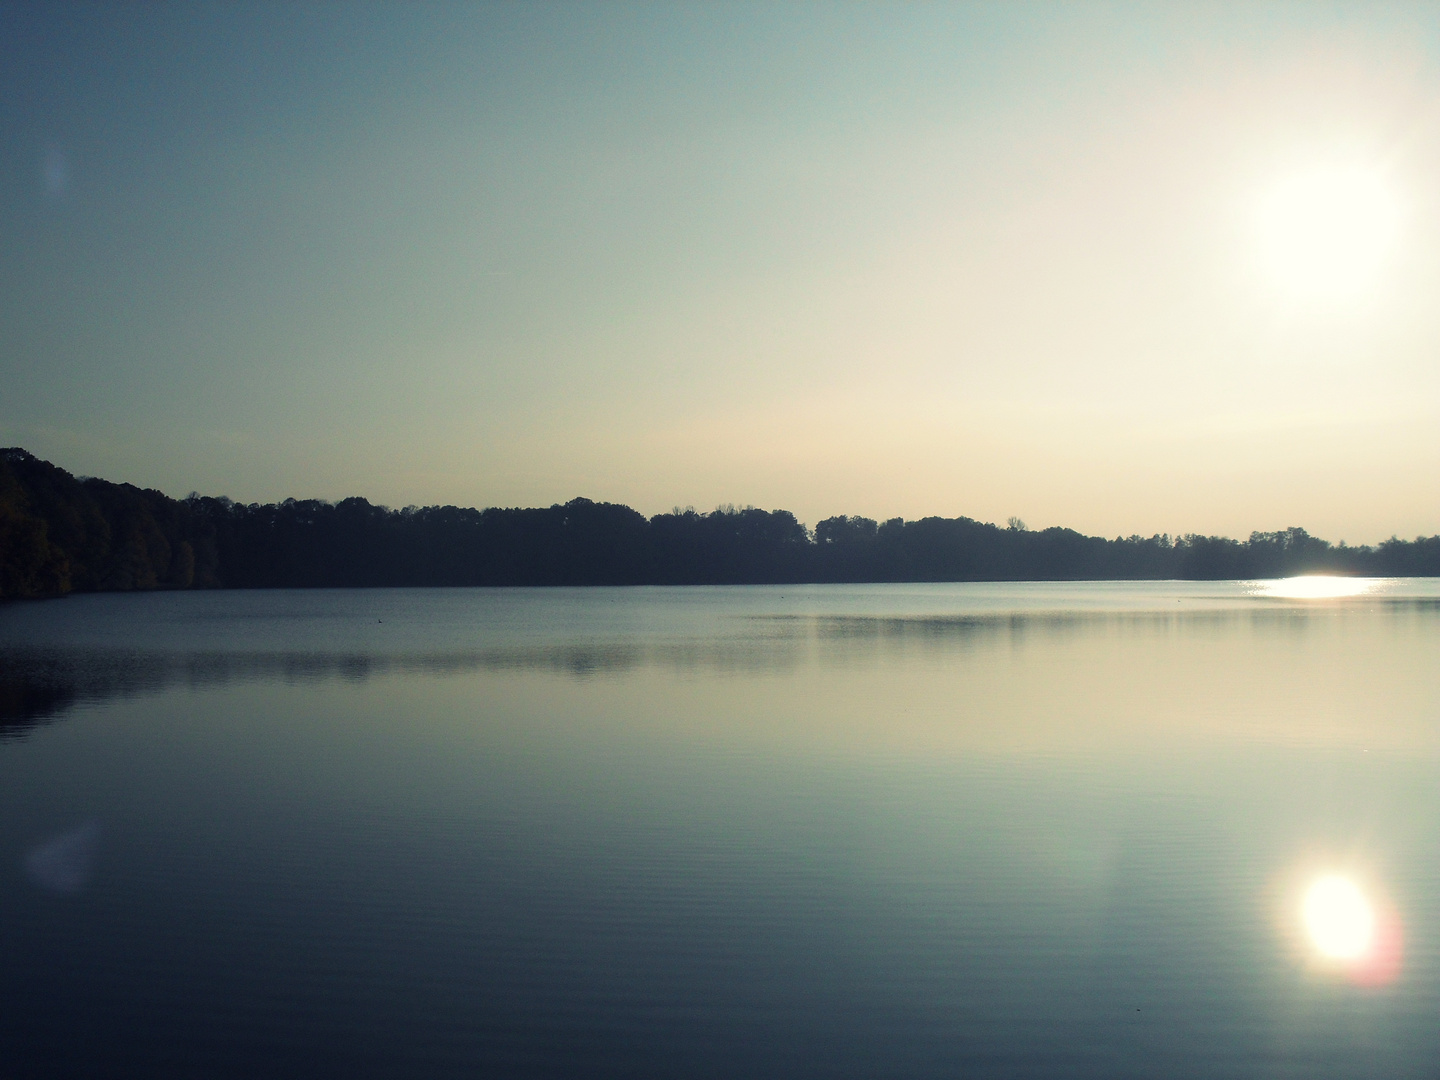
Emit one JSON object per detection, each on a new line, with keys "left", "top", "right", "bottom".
{"left": 1256, "top": 166, "right": 1400, "bottom": 299}
{"left": 1253, "top": 576, "right": 1377, "bottom": 599}
{"left": 1303, "top": 875, "right": 1375, "bottom": 961}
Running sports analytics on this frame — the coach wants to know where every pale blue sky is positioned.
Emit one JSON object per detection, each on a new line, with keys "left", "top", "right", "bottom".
{"left": 4, "top": 3, "right": 1438, "bottom": 540}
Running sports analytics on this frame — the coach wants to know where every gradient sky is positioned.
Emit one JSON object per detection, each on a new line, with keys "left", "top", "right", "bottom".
{"left": 4, "top": 3, "right": 1439, "bottom": 542}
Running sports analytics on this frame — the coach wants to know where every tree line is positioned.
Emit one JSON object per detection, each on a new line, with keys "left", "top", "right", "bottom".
{"left": 2, "top": 446, "right": 1437, "bottom": 599}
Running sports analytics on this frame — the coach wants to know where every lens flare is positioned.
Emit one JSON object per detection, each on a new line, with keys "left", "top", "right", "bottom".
{"left": 1303, "top": 875, "right": 1374, "bottom": 960}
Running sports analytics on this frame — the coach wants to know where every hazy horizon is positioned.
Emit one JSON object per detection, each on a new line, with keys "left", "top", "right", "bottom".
{"left": 5, "top": 3, "right": 1440, "bottom": 545}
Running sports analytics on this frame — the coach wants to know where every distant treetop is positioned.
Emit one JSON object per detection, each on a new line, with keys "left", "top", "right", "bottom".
{"left": 1, "top": 448, "right": 1435, "bottom": 600}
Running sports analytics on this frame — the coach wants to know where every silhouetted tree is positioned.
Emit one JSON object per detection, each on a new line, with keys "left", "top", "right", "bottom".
{"left": 2, "top": 447, "right": 1437, "bottom": 597}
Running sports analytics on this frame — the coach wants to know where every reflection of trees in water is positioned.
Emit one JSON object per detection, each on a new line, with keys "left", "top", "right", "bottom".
{"left": 782, "top": 600, "right": 1440, "bottom": 658}
{"left": 0, "top": 679, "right": 78, "bottom": 739}
{"left": 0, "top": 635, "right": 809, "bottom": 735}
{"left": 0, "top": 650, "right": 173, "bottom": 739}
{"left": 5, "top": 599, "right": 1436, "bottom": 737}
{"left": 0, "top": 645, "right": 658, "bottom": 737}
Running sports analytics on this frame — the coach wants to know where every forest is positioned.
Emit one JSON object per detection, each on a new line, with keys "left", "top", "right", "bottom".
{"left": 3, "top": 446, "right": 1438, "bottom": 599}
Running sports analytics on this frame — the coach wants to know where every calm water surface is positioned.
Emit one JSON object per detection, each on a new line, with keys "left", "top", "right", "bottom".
{"left": 3, "top": 581, "right": 1440, "bottom": 1078}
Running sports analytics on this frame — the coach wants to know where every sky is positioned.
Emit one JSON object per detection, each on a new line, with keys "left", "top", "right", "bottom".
{"left": 3, "top": 2, "right": 1439, "bottom": 543}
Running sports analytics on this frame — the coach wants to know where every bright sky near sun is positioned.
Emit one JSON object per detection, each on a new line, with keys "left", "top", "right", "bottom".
{"left": 3, "top": 2, "right": 1439, "bottom": 541}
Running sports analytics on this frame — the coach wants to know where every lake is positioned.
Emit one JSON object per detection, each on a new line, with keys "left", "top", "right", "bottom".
{"left": 3, "top": 580, "right": 1440, "bottom": 1078}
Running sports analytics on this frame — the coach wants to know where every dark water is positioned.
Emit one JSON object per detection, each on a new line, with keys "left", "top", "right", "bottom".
{"left": 3, "top": 581, "right": 1440, "bottom": 1078}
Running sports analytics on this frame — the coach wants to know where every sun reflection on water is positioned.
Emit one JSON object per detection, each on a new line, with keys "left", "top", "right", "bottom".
{"left": 1304, "top": 876, "right": 1373, "bottom": 960}
{"left": 1296, "top": 872, "right": 1402, "bottom": 985}
{"left": 1253, "top": 576, "right": 1379, "bottom": 600}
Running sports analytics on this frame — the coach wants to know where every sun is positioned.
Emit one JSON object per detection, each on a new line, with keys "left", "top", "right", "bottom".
{"left": 1255, "top": 165, "right": 1400, "bottom": 300}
